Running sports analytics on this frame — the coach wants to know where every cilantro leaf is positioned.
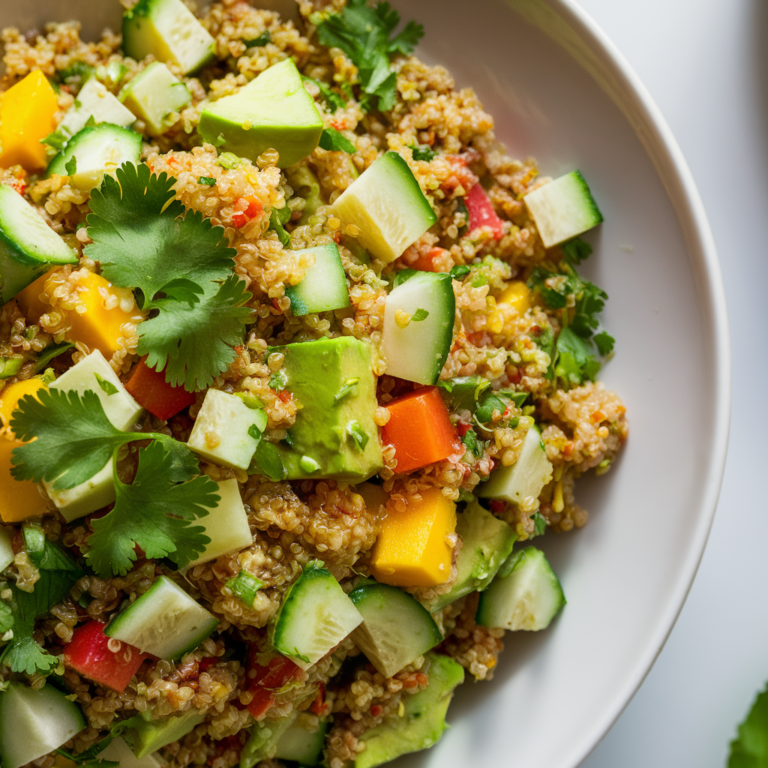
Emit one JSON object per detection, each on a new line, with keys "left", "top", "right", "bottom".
{"left": 437, "top": 376, "right": 491, "bottom": 412}
{"left": 315, "top": 0, "right": 424, "bottom": 112}
{"left": 86, "top": 441, "right": 217, "bottom": 577}
{"left": 729, "top": 683, "right": 768, "bottom": 767}
{"left": 226, "top": 571, "right": 263, "bottom": 606}
{"left": 561, "top": 237, "right": 592, "bottom": 265}
{"left": 411, "top": 308, "right": 429, "bottom": 322}
{"left": 33, "top": 341, "right": 73, "bottom": 373}
{"left": 302, "top": 76, "right": 346, "bottom": 112}
{"left": 449, "top": 265, "right": 471, "bottom": 280}
{"left": 138, "top": 276, "right": 252, "bottom": 391}
{"left": 530, "top": 512, "right": 547, "bottom": 538}
{"left": 249, "top": 440, "right": 286, "bottom": 481}
{"left": 409, "top": 143, "right": 436, "bottom": 161}
{"left": 554, "top": 327, "right": 601, "bottom": 387}
{"left": 594, "top": 330, "right": 615, "bottom": 356}
{"left": 85, "top": 163, "right": 252, "bottom": 391}
{"left": 244, "top": 30, "right": 271, "bottom": 47}
{"left": 319, "top": 127, "right": 356, "bottom": 153}
{"left": 475, "top": 389, "right": 528, "bottom": 424}
{"left": 461, "top": 429, "right": 482, "bottom": 458}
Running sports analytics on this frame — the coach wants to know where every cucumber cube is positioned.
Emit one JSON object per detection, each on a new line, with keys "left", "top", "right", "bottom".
{"left": 44, "top": 457, "right": 116, "bottom": 523}
{"left": 198, "top": 59, "right": 323, "bottom": 168}
{"left": 186, "top": 478, "right": 253, "bottom": 567}
{"left": 275, "top": 717, "right": 330, "bottom": 766}
{"left": 0, "top": 184, "right": 77, "bottom": 304}
{"left": 330, "top": 151, "right": 437, "bottom": 263}
{"left": 119, "top": 62, "right": 192, "bottom": 136}
{"left": 0, "top": 682, "right": 86, "bottom": 768}
{"left": 122, "top": 0, "right": 216, "bottom": 76}
{"left": 56, "top": 79, "right": 135, "bottom": 142}
{"left": 0, "top": 526, "right": 14, "bottom": 572}
{"left": 188, "top": 389, "right": 267, "bottom": 470}
{"left": 523, "top": 170, "right": 603, "bottom": 248}
{"left": 478, "top": 424, "right": 553, "bottom": 506}
{"left": 97, "top": 736, "right": 163, "bottom": 768}
{"left": 51, "top": 350, "right": 142, "bottom": 431}
{"left": 286, "top": 244, "right": 351, "bottom": 316}
{"left": 106, "top": 575, "right": 219, "bottom": 660}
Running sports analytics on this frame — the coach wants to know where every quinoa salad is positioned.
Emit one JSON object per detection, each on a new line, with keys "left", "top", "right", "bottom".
{"left": 0, "top": 2, "right": 628, "bottom": 768}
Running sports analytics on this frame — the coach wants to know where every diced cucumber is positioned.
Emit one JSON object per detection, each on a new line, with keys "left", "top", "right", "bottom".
{"left": 50, "top": 350, "right": 143, "bottom": 431}
{"left": 286, "top": 243, "right": 350, "bottom": 316}
{"left": 47, "top": 124, "right": 142, "bottom": 191}
{"left": 240, "top": 715, "right": 296, "bottom": 768}
{"left": 330, "top": 151, "right": 437, "bottom": 263}
{"left": 274, "top": 716, "right": 330, "bottom": 766}
{"left": 478, "top": 423, "right": 553, "bottom": 506}
{"left": 0, "top": 184, "right": 77, "bottom": 304}
{"left": 185, "top": 478, "right": 253, "bottom": 567}
{"left": 98, "top": 736, "right": 163, "bottom": 768}
{"left": 476, "top": 547, "right": 566, "bottom": 630}
{"left": 272, "top": 560, "right": 363, "bottom": 669}
{"left": 423, "top": 499, "right": 517, "bottom": 612}
{"left": 350, "top": 582, "right": 442, "bottom": 678}
{"left": 198, "top": 59, "right": 323, "bottom": 168}
{"left": 523, "top": 170, "right": 603, "bottom": 248}
{"left": 119, "top": 62, "right": 193, "bottom": 136}
{"left": 122, "top": 710, "right": 205, "bottom": 759}
{"left": 0, "top": 526, "right": 14, "bottom": 572}
{"left": 55, "top": 78, "right": 136, "bottom": 146}
{"left": 122, "top": 0, "right": 216, "bottom": 75}
{"left": 44, "top": 456, "right": 116, "bottom": 524}
{"left": 0, "top": 682, "right": 86, "bottom": 768}
{"left": 382, "top": 271, "right": 455, "bottom": 385}
{"left": 187, "top": 388, "right": 267, "bottom": 471}
{"left": 106, "top": 575, "right": 219, "bottom": 660}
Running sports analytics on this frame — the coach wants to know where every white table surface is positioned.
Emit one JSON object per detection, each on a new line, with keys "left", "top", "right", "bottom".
{"left": 574, "top": 0, "right": 765, "bottom": 765}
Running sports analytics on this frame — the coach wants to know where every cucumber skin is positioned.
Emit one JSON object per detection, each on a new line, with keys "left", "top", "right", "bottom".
{"left": 285, "top": 244, "right": 350, "bottom": 316}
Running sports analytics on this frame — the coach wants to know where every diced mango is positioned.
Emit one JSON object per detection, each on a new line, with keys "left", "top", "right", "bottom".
{"left": 0, "top": 70, "right": 59, "bottom": 172}
{"left": 0, "top": 436, "right": 50, "bottom": 523}
{"left": 0, "top": 377, "right": 46, "bottom": 435}
{"left": 498, "top": 281, "right": 531, "bottom": 315}
{"left": 370, "top": 487, "right": 457, "bottom": 588}
{"left": 15, "top": 269, "right": 54, "bottom": 324}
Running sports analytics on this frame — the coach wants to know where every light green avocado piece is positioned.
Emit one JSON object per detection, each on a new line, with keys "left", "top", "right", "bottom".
{"left": 198, "top": 59, "right": 323, "bottom": 168}
{"left": 240, "top": 714, "right": 296, "bottom": 768}
{"left": 424, "top": 498, "right": 517, "bottom": 612}
{"left": 123, "top": 710, "right": 205, "bottom": 759}
{"left": 272, "top": 337, "right": 383, "bottom": 481}
{"left": 354, "top": 653, "right": 465, "bottom": 768}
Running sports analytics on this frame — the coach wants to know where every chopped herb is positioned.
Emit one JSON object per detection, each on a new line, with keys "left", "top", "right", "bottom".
{"left": 250, "top": 440, "right": 286, "bottom": 481}
{"left": 334, "top": 377, "right": 360, "bottom": 403}
{"left": 449, "top": 264, "right": 471, "bottom": 280}
{"left": 347, "top": 420, "right": 369, "bottom": 451}
{"left": 409, "top": 143, "right": 436, "bottom": 161}
{"left": 594, "top": 330, "right": 615, "bottom": 356}
{"left": 461, "top": 428, "right": 482, "bottom": 458}
{"left": 0, "top": 357, "right": 23, "bottom": 379}
{"left": 437, "top": 376, "right": 491, "bottom": 412}
{"left": 33, "top": 342, "right": 73, "bottom": 373}
{"left": 475, "top": 389, "right": 528, "bottom": 425}
{"left": 247, "top": 423, "right": 263, "bottom": 441}
{"left": 226, "top": 571, "right": 264, "bottom": 606}
{"left": 411, "top": 308, "right": 429, "bottom": 322}
{"left": 93, "top": 373, "right": 118, "bottom": 396}
{"left": 392, "top": 268, "right": 418, "bottom": 288}
{"left": 57, "top": 61, "right": 95, "bottom": 84}
{"left": 729, "top": 682, "right": 768, "bottom": 766}
{"left": 218, "top": 152, "right": 242, "bottom": 169}
{"left": 198, "top": 176, "right": 216, "bottom": 186}
{"left": 530, "top": 512, "right": 547, "bottom": 538}
{"left": 244, "top": 30, "right": 271, "bottom": 47}
{"left": 319, "top": 127, "right": 356, "bottom": 153}
{"left": 300, "top": 455, "right": 321, "bottom": 473}
{"left": 302, "top": 76, "right": 347, "bottom": 112}
{"left": 554, "top": 327, "right": 601, "bottom": 387}
{"left": 269, "top": 207, "right": 291, "bottom": 248}
{"left": 470, "top": 275, "right": 488, "bottom": 288}
{"left": 65, "top": 155, "right": 78, "bottom": 176}
{"left": 314, "top": 0, "right": 424, "bottom": 112}
{"left": 561, "top": 237, "right": 592, "bottom": 265}
{"left": 269, "top": 369, "right": 288, "bottom": 391}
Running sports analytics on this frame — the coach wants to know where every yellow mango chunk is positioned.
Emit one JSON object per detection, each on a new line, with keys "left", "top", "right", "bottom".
{"left": 0, "top": 437, "right": 49, "bottom": 523}
{"left": 498, "top": 281, "right": 531, "bottom": 315}
{"left": 15, "top": 269, "right": 53, "bottom": 323}
{"left": 370, "top": 487, "right": 457, "bottom": 588}
{"left": 0, "top": 70, "right": 59, "bottom": 172}
{"left": 0, "top": 377, "right": 46, "bottom": 434}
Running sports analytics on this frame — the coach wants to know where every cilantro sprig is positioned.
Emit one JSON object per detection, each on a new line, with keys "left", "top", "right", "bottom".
{"left": 314, "top": 0, "right": 424, "bottom": 112}
{"left": 729, "top": 682, "right": 768, "bottom": 767}
{"left": 85, "top": 163, "right": 252, "bottom": 391}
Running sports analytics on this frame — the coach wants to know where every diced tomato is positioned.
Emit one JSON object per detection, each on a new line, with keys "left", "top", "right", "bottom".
{"left": 410, "top": 247, "right": 446, "bottom": 272}
{"left": 489, "top": 499, "right": 506, "bottom": 515}
{"left": 310, "top": 683, "right": 329, "bottom": 716}
{"left": 465, "top": 183, "right": 505, "bottom": 239}
{"left": 125, "top": 357, "right": 196, "bottom": 421}
{"left": 232, "top": 195, "right": 264, "bottom": 228}
{"left": 456, "top": 422, "right": 471, "bottom": 438}
{"left": 245, "top": 649, "right": 304, "bottom": 719}
{"left": 63, "top": 620, "right": 150, "bottom": 693}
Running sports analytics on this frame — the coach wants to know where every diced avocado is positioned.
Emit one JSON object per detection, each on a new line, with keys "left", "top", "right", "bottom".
{"left": 187, "top": 388, "right": 267, "bottom": 470}
{"left": 119, "top": 62, "right": 192, "bottom": 136}
{"left": 0, "top": 184, "right": 78, "bottom": 304}
{"left": 122, "top": 709, "right": 205, "bottom": 759}
{"left": 272, "top": 337, "right": 383, "bottom": 481}
{"left": 240, "top": 715, "right": 296, "bottom": 768}
{"left": 185, "top": 478, "right": 253, "bottom": 567}
{"left": 44, "top": 456, "right": 116, "bottom": 524}
{"left": 54, "top": 79, "right": 136, "bottom": 146}
{"left": 0, "top": 526, "right": 14, "bottom": 572}
{"left": 354, "top": 653, "right": 464, "bottom": 768}
{"left": 274, "top": 716, "right": 330, "bottom": 766}
{"left": 122, "top": 0, "right": 215, "bottom": 76}
{"left": 198, "top": 59, "right": 323, "bottom": 168}
{"left": 423, "top": 498, "right": 517, "bottom": 612}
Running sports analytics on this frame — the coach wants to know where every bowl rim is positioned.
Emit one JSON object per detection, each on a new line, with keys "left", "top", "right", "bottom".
{"left": 530, "top": 0, "right": 731, "bottom": 762}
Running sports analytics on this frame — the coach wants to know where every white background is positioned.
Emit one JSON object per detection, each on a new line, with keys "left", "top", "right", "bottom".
{"left": 577, "top": 0, "right": 767, "bottom": 765}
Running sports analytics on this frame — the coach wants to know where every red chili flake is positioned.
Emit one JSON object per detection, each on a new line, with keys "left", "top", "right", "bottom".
{"left": 370, "top": 705, "right": 382, "bottom": 717}
{"left": 277, "top": 390, "right": 291, "bottom": 403}
{"left": 456, "top": 422, "right": 471, "bottom": 438}
{"left": 198, "top": 656, "right": 219, "bottom": 672}
{"left": 489, "top": 499, "right": 506, "bottom": 515}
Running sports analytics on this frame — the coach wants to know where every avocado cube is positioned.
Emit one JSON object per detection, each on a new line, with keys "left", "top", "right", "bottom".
{"left": 198, "top": 59, "right": 323, "bottom": 168}
{"left": 187, "top": 388, "right": 267, "bottom": 470}
{"left": 119, "top": 62, "right": 192, "bottom": 136}
{"left": 272, "top": 337, "right": 383, "bottom": 481}
{"left": 43, "top": 457, "right": 116, "bottom": 524}
{"left": 123, "top": 709, "right": 205, "bottom": 759}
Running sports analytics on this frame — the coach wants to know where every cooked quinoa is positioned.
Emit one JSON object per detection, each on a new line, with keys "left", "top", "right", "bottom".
{"left": 0, "top": 2, "right": 628, "bottom": 768}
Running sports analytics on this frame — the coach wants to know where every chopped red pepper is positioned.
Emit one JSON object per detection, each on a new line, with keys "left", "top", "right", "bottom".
{"left": 465, "top": 183, "right": 505, "bottom": 239}
{"left": 245, "top": 650, "right": 304, "bottom": 719}
{"left": 63, "top": 620, "right": 150, "bottom": 693}
{"left": 125, "top": 357, "right": 196, "bottom": 421}
{"left": 232, "top": 195, "right": 264, "bottom": 228}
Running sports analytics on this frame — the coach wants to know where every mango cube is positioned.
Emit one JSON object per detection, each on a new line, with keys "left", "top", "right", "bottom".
{"left": 370, "top": 487, "right": 457, "bottom": 588}
{"left": 0, "top": 377, "right": 46, "bottom": 435}
{"left": 14, "top": 270, "right": 52, "bottom": 324}
{"left": 0, "top": 71, "right": 59, "bottom": 172}
{"left": 498, "top": 281, "right": 531, "bottom": 315}
{"left": 0, "top": 437, "right": 50, "bottom": 523}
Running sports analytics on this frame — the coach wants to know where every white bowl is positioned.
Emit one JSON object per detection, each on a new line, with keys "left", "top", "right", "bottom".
{"left": 0, "top": 1, "right": 730, "bottom": 766}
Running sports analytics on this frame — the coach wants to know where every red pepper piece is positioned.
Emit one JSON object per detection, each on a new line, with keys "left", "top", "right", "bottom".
{"left": 125, "top": 357, "right": 196, "bottom": 421}
{"left": 465, "top": 183, "right": 505, "bottom": 239}
{"left": 245, "top": 650, "right": 304, "bottom": 719}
